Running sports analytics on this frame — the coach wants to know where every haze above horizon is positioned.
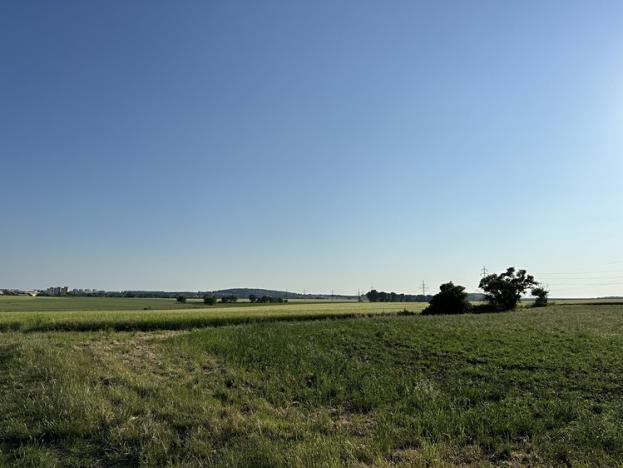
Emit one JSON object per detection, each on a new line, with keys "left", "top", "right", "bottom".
{"left": 2, "top": 1, "right": 622, "bottom": 297}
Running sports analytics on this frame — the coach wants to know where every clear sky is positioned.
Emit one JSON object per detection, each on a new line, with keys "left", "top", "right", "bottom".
{"left": 1, "top": 1, "right": 622, "bottom": 297}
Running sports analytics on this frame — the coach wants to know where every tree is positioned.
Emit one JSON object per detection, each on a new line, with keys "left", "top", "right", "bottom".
{"left": 366, "top": 290, "right": 380, "bottom": 302}
{"left": 220, "top": 295, "right": 238, "bottom": 304}
{"left": 176, "top": 295, "right": 186, "bottom": 303}
{"left": 366, "top": 289, "right": 429, "bottom": 302}
{"left": 203, "top": 295, "right": 217, "bottom": 305}
{"left": 422, "top": 282, "right": 472, "bottom": 315}
{"left": 479, "top": 267, "right": 538, "bottom": 311}
{"left": 531, "top": 287, "right": 549, "bottom": 307}
{"left": 248, "top": 294, "right": 257, "bottom": 303}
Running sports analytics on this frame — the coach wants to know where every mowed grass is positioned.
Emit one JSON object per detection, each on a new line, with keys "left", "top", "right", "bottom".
{"left": 0, "top": 303, "right": 622, "bottom": 466}
{"left": 0, "top": 298, "right": 424, "bottom": 332}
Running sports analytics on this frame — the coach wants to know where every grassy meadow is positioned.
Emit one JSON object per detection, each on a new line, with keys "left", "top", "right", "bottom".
{"left": 0, "top": 298, "right": 423, "bottom": 332}
{"left": 0, "top": 297, "right": 622, "bottom": 466}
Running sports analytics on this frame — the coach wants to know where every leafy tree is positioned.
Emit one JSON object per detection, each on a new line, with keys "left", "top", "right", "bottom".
{"left": 176, "top": 295, "right": 186, "bottom": 303}
{"left": 366, "top": 290, "right": 380, "bottom": 302}
{"left": 248, "top": 294, "right": 257, "bottom": 303}
{"left": 203, "top": 295, "right": 217, "bottom": 305}
{"left": 422, "top": 282, "right": 472, "bottom": 315}
{"left": 220, "top": 295, "right": 238, "bottom": 304}
{"left": 531, "top": 287, "right": 549, "bottom": 307}
{"left": 479, "top": 267, "right": 538, "bottom": 311}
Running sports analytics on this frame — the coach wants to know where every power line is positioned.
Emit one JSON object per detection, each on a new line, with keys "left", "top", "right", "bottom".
{"left": 546, "top": 281, "right": 623, "bottom": 287}
{"left": 536, "top": 272, "right": 623, "bottom": 276}
{"left": 538, "top": 276, "right": 623, "bottom": 281}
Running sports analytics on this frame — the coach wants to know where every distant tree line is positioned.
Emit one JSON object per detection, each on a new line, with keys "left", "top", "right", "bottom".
{"left": 34, "top": 289, "right": 359, "bottom": 300}
{"left": 365, "top": 290, "right": 431, "bottom": 302}
{"left": 0, "top": 290, "right": 19, "bottom": 296}
{"left": 249, "top": 294, "right": 288, "bottom": 304}
{"left": 201, "top": 294, "right": 238, "bottom": 305}
{"left": 173, "top": 294, "right": 239, "bottom": 305}
{"left": 68, "top": 290, "right": 211, "bottom": 299}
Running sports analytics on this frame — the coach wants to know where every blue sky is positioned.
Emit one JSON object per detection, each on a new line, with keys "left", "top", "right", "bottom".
{"left": 1, "top": 1, "right": 622, "bottom": 297}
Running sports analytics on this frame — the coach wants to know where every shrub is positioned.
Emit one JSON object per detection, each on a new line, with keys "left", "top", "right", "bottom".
{"left": 176, "top": 296, "right": 186, "bottom": 303}
{"left": 422, "top": 282, "right": 472, "bottom": 315}
{"left": 203, "top": 295, "right": 217, "bottom": 305}
{"left": 531, "top": 287, "right": 549, "bottom": 307}
{"left": 470, "top": 303, "right": 495, "bottom": 314}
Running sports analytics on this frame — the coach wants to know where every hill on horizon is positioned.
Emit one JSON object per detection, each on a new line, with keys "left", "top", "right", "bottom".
{"left": 211, "top": 288, "right": 353, "bottom": 300}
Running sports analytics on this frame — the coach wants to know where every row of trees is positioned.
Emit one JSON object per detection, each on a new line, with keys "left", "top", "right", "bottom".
{"left": 177, "top": 294, "right": 288, "bottom": 305}
{"left": 219, "top": 295, "right": 238, "bottom": 303}
{"left": 249, "top": 295, "right": 288, "bottom": 303}
{"left": 423, "top": 267, "right": 549, "bottom": 315}
{"left": 176, "top": 294, "right": 239, "bottom": 305}
{"left": 366, "top": 290, "right": 431, "bottom": 302}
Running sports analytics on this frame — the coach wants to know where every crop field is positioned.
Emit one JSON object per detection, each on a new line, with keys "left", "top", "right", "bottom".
{"left": 0, "top": 298, "right": 423, "bottom": 332}
{"left": 0, "top": 298, "right": 622, "bottom": 466}
{"left": 0, "top": 296, "right": 251, "bottom": 312}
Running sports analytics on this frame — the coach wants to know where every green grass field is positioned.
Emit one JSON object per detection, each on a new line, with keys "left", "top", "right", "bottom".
{"left": 0, "top": 297, "right": 622, "bottom": 466}
{"left": 0, "top": 298, "right": 423, "bottom": 332}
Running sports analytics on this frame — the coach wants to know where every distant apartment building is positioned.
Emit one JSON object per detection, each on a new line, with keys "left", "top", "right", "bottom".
{"left": 46, "top": 286, "right": 69, "bottom": 296}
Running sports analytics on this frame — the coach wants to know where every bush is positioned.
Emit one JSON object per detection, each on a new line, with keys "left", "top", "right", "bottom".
{"left": 422, "top": 282, "right": 472, "bottom": 315}
{"left": 203, "top": 295, "right": 217, "bottom": 305}
{"left": 531, "top": 287, "right": 549, "bottom": 307}
{"left": 176, "top": 296, "right": 186, "bottom": 303}
{"left": 470, "top": 303, "right": 495, "bottom": 314}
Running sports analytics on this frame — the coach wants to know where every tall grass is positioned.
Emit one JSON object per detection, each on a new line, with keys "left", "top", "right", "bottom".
{"left": 0, "top": 305, "right": 622, "bottom": 465}
{"left": 0, "top": 302, "right": 426, "bottom": 332}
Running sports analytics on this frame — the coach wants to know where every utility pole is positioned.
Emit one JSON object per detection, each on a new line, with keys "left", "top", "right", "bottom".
{"left": 421, "top": 281, "right": 427, "bottom": 296}
{"left": 480, "top": 265, "right": 488, "bottom": 278}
